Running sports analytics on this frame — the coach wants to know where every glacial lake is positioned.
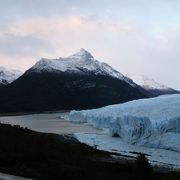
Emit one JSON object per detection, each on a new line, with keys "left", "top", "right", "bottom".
{"left": 0, "top": 112, "right": 102, "bottom": 134}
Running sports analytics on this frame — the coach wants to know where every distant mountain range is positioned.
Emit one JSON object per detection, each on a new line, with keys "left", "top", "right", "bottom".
{"left": 0, "top": 49, "right": 146, "bottom": 113}
{"left": 0, "top": 49, "right": 178, "bottom": 113}
{"left": 127, "top": 74, "right": 179, "bottom": 96}
{"left": 0, "top": 67, "right": 22, "bottom": 86}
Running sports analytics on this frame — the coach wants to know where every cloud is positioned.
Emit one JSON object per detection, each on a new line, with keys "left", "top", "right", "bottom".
{"left": 0, "top": 33, "right": 54, "bottom": 56}
{"left": 0, "top": 15, "right": 180, "bottom": 89}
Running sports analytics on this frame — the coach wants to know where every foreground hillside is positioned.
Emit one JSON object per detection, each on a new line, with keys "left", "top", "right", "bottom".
{"left": 0, "top": 123, "right": 179, "bottom": 180}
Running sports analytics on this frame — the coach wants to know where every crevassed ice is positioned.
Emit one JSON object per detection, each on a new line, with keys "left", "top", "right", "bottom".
{"left": 66, "top": 94, "right": 180, "bottom": 152}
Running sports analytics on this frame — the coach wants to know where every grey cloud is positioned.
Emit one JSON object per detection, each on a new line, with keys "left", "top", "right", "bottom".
{"left": 0, "top": 33, "right": 54, "bottom": 56}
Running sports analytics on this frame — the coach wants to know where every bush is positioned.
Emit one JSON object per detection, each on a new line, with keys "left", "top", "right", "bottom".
{"left": 163, "top": 171, "right": 180, "bottom": 180}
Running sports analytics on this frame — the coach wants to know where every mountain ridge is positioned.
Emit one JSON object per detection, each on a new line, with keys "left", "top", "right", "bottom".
{"left": 127, "top": 74, "right": 179, "bottom": 96}
{"left": 27, "top": 48, "right": 135, "bottom": 86}
{"left": 0, "top": 49, "right": 147, "bottom": 113}
{"left": 0, "top": 67, "right": 22, "bottom": 86}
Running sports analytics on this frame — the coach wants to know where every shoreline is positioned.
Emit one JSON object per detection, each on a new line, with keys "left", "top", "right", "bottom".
{"left": 0, "top": 110, "right": 70, "bottom": 117}
{"left": 0, "top": 112, "right": 180, "bottom": 172}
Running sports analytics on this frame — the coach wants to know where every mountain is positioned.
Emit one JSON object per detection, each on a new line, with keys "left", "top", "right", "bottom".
{"left": 27, "top": 48, "right": 135, "bottom": 86}
{"left": 0, "top": 67, "right": 22, "bottom": 86}
{"left": 127, "top": 74, "right": 179, "bottom": 96}
{"left": 0, "top": 49, "right": 147, "bottom": 113}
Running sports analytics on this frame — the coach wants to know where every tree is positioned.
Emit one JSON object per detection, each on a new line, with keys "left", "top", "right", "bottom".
{"left": 134, "top": 153, "right": 153, "bottom": 180}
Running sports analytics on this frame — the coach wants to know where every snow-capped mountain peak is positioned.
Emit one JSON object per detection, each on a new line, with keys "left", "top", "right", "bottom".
{"left": 29, "top": 49, "right": 135, "bottom": 86}
{"left": 70, "top": 48, "right": 94, "bottom": 59}
{"left": 127, "top": 74, "right": 170, "bottom": 90}
{"left": 0, "top": 67, "right": 22, "bottom": 85}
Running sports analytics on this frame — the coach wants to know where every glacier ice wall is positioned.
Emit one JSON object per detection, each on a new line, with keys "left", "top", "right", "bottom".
{"left": 66, "top": 94, "right": 180, "bottom": 152}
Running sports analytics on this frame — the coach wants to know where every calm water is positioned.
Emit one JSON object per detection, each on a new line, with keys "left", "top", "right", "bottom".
{"left": 0, "top": 112, "right": 102, "bottom": 134}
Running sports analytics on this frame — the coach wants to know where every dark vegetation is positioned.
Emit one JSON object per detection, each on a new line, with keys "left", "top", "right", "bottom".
{"left": 0, "top": 123, "right": 179, "bottom": 180}
{"left": 0, "top": 72, "right": 147, "bottom": 113}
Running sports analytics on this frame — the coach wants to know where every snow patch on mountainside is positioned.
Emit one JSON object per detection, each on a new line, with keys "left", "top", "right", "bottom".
{"left": 0, "top": 67, "right": 22, "bottom": 85}
{"left": 66, "top": 94, "right": 180, "bottom": 153}
{"left": 29, "top": 49, "right": 135, "bottom": 86}
{"left": 127, "top": 74, "right": 171, "bottom": 90}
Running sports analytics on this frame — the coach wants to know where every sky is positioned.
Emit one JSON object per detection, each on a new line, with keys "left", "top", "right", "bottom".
{"left": 1, "top": 0, "right": 180, "bottom": 89}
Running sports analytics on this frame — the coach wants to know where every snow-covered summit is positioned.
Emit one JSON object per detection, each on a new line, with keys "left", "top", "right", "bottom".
{"left": 29, "top": 49, "right": 135, "bottom": 86}
{"left": 0, "top": 67, "right": 22, "bottom": 85}
{"left": 70, "top": 48, "right": 94, "bottom": 59}
{"left": 127, "top": 74, "right": 170, "bottom": 90}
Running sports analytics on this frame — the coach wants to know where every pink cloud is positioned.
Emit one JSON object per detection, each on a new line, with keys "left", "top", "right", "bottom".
{"left": 1, "top": 16, "right": 180, "bottom": 89}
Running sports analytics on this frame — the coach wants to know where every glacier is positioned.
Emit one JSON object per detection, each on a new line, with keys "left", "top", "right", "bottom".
{"left": 66, "top": 94, "right": 180, "bottom": 152}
